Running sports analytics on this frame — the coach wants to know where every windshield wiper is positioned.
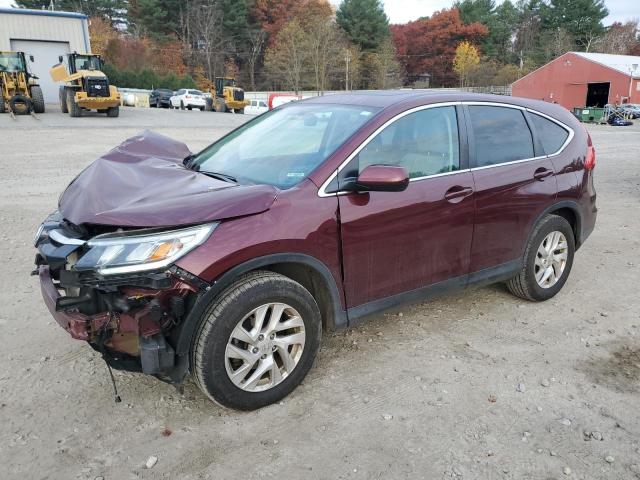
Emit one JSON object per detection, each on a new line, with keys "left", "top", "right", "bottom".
{"left": 198, "top": 170, "right": 238, "bottom": 184}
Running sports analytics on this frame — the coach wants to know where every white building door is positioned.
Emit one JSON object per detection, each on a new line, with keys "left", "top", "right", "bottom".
{"left": 10, "top": 39, "right": 71, "bottom": 104}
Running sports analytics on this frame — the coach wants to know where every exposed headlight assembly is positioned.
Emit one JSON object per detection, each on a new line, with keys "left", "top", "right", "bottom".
{"left": 74, "top": 223, "right": 217, "bottom": 275}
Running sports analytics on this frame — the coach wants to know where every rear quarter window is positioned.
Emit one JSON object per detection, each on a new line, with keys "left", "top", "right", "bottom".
{"left": 469, "top": 105, "right": 534, "bottom": 167}
{"left": 530, "top": 113, "right": 570, "bottom": 155}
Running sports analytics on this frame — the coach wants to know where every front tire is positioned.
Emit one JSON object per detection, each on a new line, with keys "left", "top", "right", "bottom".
{"left": 30, "top": 85, "right": 45, "bottom": 113}
{"left": 192, "top": 271, "right": 322, "bottom": 410}
{"left": 66, "top": 90, "right": 81, "bottom": 117}
{"left": 507, "top": 214, "right": 575, "bottom": 302}
{"left": 59, "top": 87, "right": 68, "bottom": 113}
{"left": 106, "top": 105, "right": 119, "bottom": 117}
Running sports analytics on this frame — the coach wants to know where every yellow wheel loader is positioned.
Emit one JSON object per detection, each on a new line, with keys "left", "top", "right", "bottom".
{"left": 50, "top": 53, "right": 120, "bottom": 117}
{"left": 0, "top": 51, "right": 45, "bottom": 115}
{"left": 207, "top": 77, "right": 250, "bottom": 113}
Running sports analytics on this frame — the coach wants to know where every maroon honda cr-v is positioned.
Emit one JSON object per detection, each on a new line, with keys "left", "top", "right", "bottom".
{"left": 34, "top": 91, "right": 597, "bottom": 410}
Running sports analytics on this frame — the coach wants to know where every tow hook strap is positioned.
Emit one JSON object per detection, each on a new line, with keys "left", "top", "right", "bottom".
{"left": 97, "top": 317, "right": 122, "bottom": 403}
{"left": 104, "top": 358, "right": 122, "bottom": 403}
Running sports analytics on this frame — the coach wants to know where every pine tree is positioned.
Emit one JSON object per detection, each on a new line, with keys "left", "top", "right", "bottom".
{"left": 336, "top": 0, "right": 389, "bottom": 52}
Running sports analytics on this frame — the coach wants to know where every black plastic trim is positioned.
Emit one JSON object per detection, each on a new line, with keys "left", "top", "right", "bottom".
{"left": 346, "top": 259, "right": 522, "bottom": 324}
{"left": 525, "top": 200, "right": 584, "bottom": 251}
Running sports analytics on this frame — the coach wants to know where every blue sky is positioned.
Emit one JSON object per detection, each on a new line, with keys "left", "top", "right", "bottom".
{"left": 334, "top": 0, "right": 638, "bottom": 25}
{"left": 0, "top": 0, "right": 637, "bottom": 25}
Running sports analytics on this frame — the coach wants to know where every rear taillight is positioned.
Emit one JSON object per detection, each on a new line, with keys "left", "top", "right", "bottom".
{"left": 185, "top": 95, "right": 191, "bottom": 99}
{"left": 585, "top": 134, "right": 596, "bottom": 170}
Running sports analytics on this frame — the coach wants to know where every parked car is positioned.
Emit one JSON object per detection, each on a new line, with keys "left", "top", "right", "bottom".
{"left": 169, "top": 89, "right": 207, "bottom": 110}
{"left": 245, "top": 98, "right": 269, "bottom": 115}
{"left": 33, "top": 92, "right": 597, "bottom": 410}
{"left": 149, "top": 88, "right": 174, "bottom": 108}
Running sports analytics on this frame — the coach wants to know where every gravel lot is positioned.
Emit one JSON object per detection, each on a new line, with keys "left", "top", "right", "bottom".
{"left": 1, "top": 107, "right": 639, "bottom": 480}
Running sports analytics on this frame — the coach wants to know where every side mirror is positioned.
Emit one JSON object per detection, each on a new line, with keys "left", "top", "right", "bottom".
{"left": 29, "top": 55, "right": 35, "bottom": 62}
{"left": 356, "top": 165, "right": 409, "bottom": 192}
{"left": 58, "top": 55, "right": 63, "bottom": 63}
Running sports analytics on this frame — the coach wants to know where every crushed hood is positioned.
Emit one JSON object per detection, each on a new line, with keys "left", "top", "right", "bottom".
{"left": 59, "top": 130, "right": 277, "bottom": 228}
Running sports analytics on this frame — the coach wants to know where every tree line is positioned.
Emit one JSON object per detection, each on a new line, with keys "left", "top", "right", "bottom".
{"left": 15, "top": 0, "right": 640, "bottom": 91}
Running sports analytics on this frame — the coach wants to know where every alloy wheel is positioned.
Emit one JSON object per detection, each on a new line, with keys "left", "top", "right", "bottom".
{"left": 224, "top": 303, "right": 306, "bottom": 392}
{"left": 534, "top": 231, "right": 568, "bottom": 288}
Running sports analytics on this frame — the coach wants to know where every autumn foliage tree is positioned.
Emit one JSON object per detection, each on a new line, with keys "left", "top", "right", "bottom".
{"left": 453, "top": 41, "right": 481, "bottom": 87}
{"left": 391, "top": 8, "right": 487, "bottom": 87}
{"left": 252, "top": 0, "right": 333, "bottom": 44}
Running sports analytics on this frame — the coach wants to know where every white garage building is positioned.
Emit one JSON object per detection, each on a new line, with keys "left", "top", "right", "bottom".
{"left": 0, "top": 7, "right": 91, "bottom": 103}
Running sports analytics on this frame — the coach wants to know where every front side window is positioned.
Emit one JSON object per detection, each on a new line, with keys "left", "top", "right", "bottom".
{"left": 357, "top": 106, "right": 460, "bottom": 178}
{"left": 469, "top": 105, "right": 534, "bottom": 167}
{"left": 74, "top": 55, "right": 102, "bottom": 71}
{"left": 0, "top": 53, "right": 25, "bottom": 72}
{"left": 191, "top": 104, "right": 379, "bottom": 189}
{"left": 530, "top": 113, "right": 569, "bottom": 155}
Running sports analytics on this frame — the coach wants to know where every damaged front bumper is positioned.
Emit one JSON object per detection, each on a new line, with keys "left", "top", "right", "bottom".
{"left": 33, "top": 217, "right": 210, "bottom": 383}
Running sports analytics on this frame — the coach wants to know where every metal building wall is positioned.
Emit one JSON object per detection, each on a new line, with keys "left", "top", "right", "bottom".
{"left": 512, "top": 52, "right": 640, "bottom": 109}
{"left": 0, "top": 9, "right": 90, "bottom": 53}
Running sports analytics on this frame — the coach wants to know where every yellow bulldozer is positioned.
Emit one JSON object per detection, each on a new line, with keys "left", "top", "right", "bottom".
{"left": 0, "top": 51, "right": 45, "bottom": 115}
{"left": 50, "top": 52, "right": 120, "bottom": 117}
{"left": 207, "top": 77, "right": 249, "bottom": 113}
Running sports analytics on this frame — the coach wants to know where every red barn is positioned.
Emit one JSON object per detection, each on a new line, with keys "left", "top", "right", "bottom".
{"left": 512, "top": 52, "right": 640, "bottom": 110}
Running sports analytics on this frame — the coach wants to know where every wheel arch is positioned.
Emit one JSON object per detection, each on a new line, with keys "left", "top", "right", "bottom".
{"left": 174, "top": 253, "right": 346, "bottom": 356}
{"left": 526, "top": 200, "right": 584, "bottom": 253}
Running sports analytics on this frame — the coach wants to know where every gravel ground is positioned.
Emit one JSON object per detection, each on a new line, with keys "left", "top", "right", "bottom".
{"left": 0, "top": 107, "right": 639, "bottom": 480}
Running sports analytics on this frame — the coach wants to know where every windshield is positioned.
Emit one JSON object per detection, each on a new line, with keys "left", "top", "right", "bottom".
{"left": 0, "top": 53, "right": 25, "bottom": 72}
{"left": 191, "top": 103, "right": 379, "bottom": 189}
{"left": 73, "top": 55, "right": 102, "bottom": 71}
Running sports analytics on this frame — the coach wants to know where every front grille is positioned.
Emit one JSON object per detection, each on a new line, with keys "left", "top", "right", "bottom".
{"left": 233, "top": 89, "right": 244, "bottom": 101}
{"left": 85, "top": 77, "right": 110, "bottom": 97}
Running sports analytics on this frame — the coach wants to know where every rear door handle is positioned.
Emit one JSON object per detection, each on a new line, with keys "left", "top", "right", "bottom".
{"left": 444, "top": 186, "right": 474, "bottom": 203}
{"left": 534, "top": 167, "right": 553, "bottom": 181}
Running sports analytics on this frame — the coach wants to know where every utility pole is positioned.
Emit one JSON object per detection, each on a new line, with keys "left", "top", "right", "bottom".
{"left": 629, "top": 64, "right": 638, "bottom": 102}
{"left": 345, "top": 52, "right": 351, "bottom": 91}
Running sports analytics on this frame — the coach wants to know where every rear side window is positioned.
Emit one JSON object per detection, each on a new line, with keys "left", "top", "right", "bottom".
{"left": 530, "top": 113, "right": 569, "bottom": 155}
{"left": 469, "top": 106, "right": 534, "bottom": 167}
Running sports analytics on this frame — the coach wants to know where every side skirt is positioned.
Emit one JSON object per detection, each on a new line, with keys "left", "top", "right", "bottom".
{"left": 345, "top": 259, "right": 521, "bottom": 326}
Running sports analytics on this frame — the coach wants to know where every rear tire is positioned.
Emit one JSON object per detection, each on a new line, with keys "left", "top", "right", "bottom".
{"left": 30, "top": 86, "right": 45, "bottom": 113}
{"left": 66, "top": 90, "right": 81, "bottom": 117}
{"left": 59, "top": 87, "right": 68, "bottom": 113}
{"left": 237, "top": 108, "right": 245, "bottom": 114}
{"left": 507, "top": 214, "right": 575, "bottom": 302}
{"left": 192, "top": 271, "right": 322, "bottom": 410}
{"left": 180, "top": 101, "right": 185, "bottom": 110}
{"left": 0, "top": 99, "right": 5, "bottom": 113}
{"left": 106, "top": 105, "right": 119, "bottom": 117}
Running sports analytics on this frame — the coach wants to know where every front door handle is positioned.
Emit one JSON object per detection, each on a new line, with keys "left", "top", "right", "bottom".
{"left": 444, "top": 186, "right": 474, "bottom": 203}
{"left": 534, "top": 167, "right": 553, "bottom": 181}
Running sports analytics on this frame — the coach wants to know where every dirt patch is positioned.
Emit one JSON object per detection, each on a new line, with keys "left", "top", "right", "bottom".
{"left": 578, "top": 340, "right": 640, "bottom": 393}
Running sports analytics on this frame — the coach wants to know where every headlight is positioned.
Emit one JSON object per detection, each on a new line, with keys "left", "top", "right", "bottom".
{"left": 34, "top": 209, "right": 62, "bottom": 246}
{"left": 74, "top": 223, "right": 217, "bottom": 275}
